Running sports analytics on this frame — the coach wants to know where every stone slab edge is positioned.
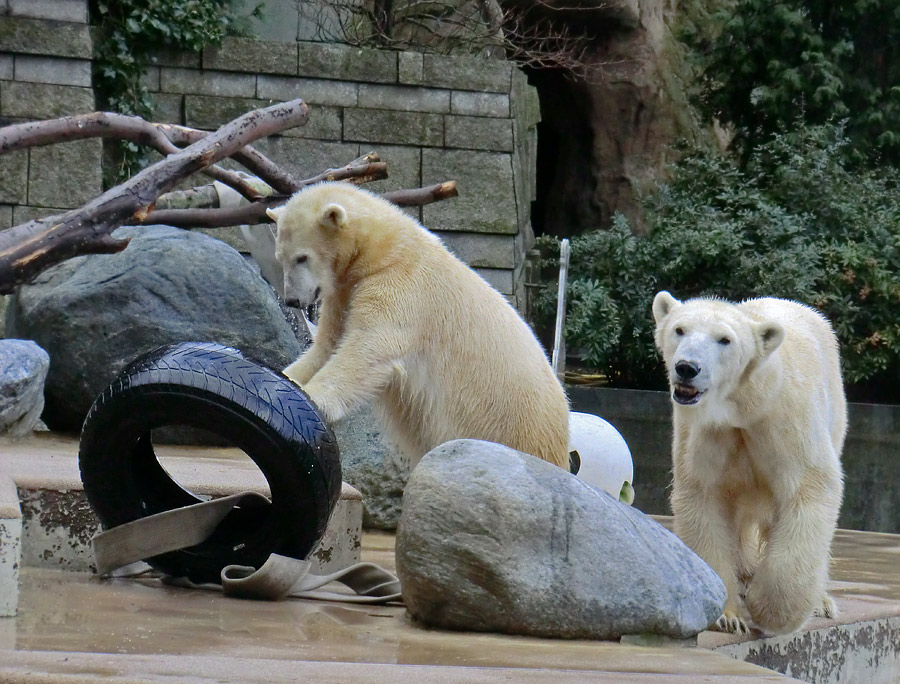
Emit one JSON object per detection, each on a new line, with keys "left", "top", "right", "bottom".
{"left": 0, "top": 474, "right": 21, "bottom": 616}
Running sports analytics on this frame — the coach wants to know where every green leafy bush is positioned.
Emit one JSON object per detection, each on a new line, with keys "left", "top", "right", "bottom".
{"left": 687, "top": 0, "right": 900, "bottom": 165}
{"left": 536, "top": 123, "right": 900, "bottom": 400}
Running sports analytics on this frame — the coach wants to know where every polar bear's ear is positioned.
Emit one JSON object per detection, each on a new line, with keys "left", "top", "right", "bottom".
{"left": 754, "top": 321, "right": 785, "bottom": 358}
{"left": 319, "top": 203, "right": 347, "bottom": 231}
{"left": 265, "top": 206, "right": 284, "bottom": 223}
{"left": 652, "top": 291, "right": 681, "bottom": 324}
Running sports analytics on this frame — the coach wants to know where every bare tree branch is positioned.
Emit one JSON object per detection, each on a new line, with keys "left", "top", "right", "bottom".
{"left": 0, "top": 99, "right": 310, "bottom": 294}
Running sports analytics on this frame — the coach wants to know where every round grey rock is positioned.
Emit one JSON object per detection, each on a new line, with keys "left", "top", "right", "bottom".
{"left": 396, "top": 439, "right": 726, "bottom": 640}
{"left": 0, "top": 339, "right": 49, "bottom": 437}
{"left": 4, "top": 226, "right": 303, "bottom": 431}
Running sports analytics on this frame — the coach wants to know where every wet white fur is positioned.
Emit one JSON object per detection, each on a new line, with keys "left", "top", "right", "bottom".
{"left": 269, "top": 183, "right": 570, "bottom": 469}
{"left": 652, "top": 291, "right": 845, "bottom": 635}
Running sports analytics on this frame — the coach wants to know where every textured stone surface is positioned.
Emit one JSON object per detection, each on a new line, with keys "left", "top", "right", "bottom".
{"left": 160, "top": 68, "right": 256, "bottom": 98}
{"left": 185, "top": 95, "right": 275, "bottom": 131}
{"left": 333, "top": 406, "right": 409, "bottom": 530}
{"left": 0, "top": 81, "right": 94, "bottom": 118}
{"left": 12, "top": 55, "right": 91, "bottom": 87}
{"left": 445, "top": 116, "right": 513, "bottom": 152}
{"left": 297, "top": 41, "right": 397, "bottom": 83}
{"left": 0, "top": 340, "right": 49, "bottom": 438}
{"left": 358, "top": 84, "right": 450, "bottom": 113}
{"left": 281, "top": 105, "right": 343, "bottom": 140}
{"left": 257, "top": 75, "right": 358, "bottom": 107}
{"left": 0, "top": 17, "right": 92, "bottom": 58}
{"left": 451, "top": 91, "right": 510, "bottom": 118}
{"left": 203, "top": 36, "right": 298, "bottom": 75}
{"left": 0, "top": 150, "right": 27, "bottom": 205}
{"left": 344, "top": 108, "right": 443, "bottom": 147}
{"left": 4, "top": 226, "right": 303, "bottom": 431}
{"left": 27, "top": 138, "right": 101, "bottom": 208}
{"left": 396, "top": 439, "right": 726, "bottom": 639}
{"left": 422, "top": 148, "right": 518, "bottom": 234}
{"left": 8, "top": 0, "right": 88, "bottom": 23}
{"left": 435, "top": 232, "right": 516, "bottom": 269}
{"left": 422, "top": 54, "right": 512, "bottom": 93}
{"left": 0, "top": 474, "right": 21, "bottom": 617}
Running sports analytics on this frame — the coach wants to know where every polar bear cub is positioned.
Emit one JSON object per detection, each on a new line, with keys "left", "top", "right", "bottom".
{"left": 267, "top": 182, "right": 570, "bottom": 469}
{"left": 652, "top": 291, "right": 845, "bottom": 635}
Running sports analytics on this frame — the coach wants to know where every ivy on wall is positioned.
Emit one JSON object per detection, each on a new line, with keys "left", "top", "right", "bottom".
{"left": 89, "top": 0, "right": 260, "bottom": 180}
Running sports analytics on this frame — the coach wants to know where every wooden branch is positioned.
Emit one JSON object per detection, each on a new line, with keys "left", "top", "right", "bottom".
{"left": 0, "top": 99, "right": 309, "bottom": 294}
{"left": 383, "top": 181, "right": 459, "bottom": 205}
{"left": 0, "top": 112, "right": 272, "bottom": 202}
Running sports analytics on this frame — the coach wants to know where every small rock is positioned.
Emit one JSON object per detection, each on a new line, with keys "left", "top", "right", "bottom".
{"left": 0, "top": 339, "right": 49, "bottom": 437}
{"left": 396, "top": 439, "right": 725, "bottom": 640}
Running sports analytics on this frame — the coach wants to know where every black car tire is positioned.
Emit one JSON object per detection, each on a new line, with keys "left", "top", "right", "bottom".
{"left": 78, "top": 341, "right": 341, "bottom": 584}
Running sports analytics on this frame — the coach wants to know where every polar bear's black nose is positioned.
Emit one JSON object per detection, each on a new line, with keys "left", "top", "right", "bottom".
{"left": 284, "top": 297, "right": 301, "bottom": 308}
{"left": 675, "top": 360, "right": 700, "bottom": 380}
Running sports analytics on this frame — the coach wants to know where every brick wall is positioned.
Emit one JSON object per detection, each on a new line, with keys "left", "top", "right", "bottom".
{"left": 0, "top": 1, "right": 101, "bottom": 230}
{"left": 0, "top": 1, "right": 541, "bottom": 311}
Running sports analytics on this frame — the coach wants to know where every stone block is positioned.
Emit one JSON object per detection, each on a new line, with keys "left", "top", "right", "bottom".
{"left": 435, "top": 231, "right": 516, "bottom": 269}
{"left": 423, "top": 53, "right": 512, "bottom": 93}
{"left": 422, "top": 148, "right": 518, "bottom": 234}
{"left": 0, "top": 149, "right": 27, "bottom": 204}
{"left": 358, "top": 84, "right": 450, "bottom": 113}
{"left": 0, "top": 474, "right": 21, "bottom": 617}
{"left": 356, "top": 143, "right": 421, "bottom": 199}
{"left": 0, "top": 204, "right": 13, "bottom": 229}
{"left": 234, "top": 0, "right": 300, "bottom": 43}
{"left": 398, "top": 51, "right": 424, "bottom": 86}
{"left": 13, "top": 55, "right": 91, "bottom": 87}
{"left": 257, "top": 75, "right": 358, "bottom": 107}
{"left": 445, "top": 115, "right": 514, "bottom": 152}
{"left": 450, "top": 90, "right": 510, "bottom": 118}
{"left": 147, "top": 49, "right": 201, "bottom": 69}
{"left": 298, "top": 41, "right": 396, "bottom": 83}
{"left": 344, "top": 108, "right": 443, "bottom": 147}
{"left": 0, "top": 55, "right": 12, "bottom": 81}
{"left": 28, "top": 139, "right": 102, "bottom": 208}
{"left": 203, "top": 36, "right": 298, "bottom": 76}
{"left": 474, "top": 267, "right": 513, "bottom": 294}
{"left": 251, "top": 136, "right": 360, "bottom": 182}
{"left": 160, "top": 67, "right": 256, "bottom": 98}
{"left": 0, "top": 81, "right": 94, "bottom": 118}
{"left": 11, "top": 205, "right": 65, "bottom": 224}
{"left": 185, "top": 95, "right": 276, "bottom": 131}
{"left": 8, "top": 0, "right": 88, "bottom": 23}
{"left": 140, "top": 66, "right": 160, "bottom": 92}
{"left": 149, "top": 93, "right": 183, "bottom": 126}
{"left": 281, "top": 104, "right": 342, "bottom": 140}
{"left": 0, "top": 17, "right": 92, "bottom": 59}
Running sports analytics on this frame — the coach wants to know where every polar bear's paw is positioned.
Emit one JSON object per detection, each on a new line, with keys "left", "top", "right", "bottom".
{"left": 714, "top": 610, "right": 751, "bottom": 635}
{"left": 813, "top": 594, "right": 838, "bottom": 620}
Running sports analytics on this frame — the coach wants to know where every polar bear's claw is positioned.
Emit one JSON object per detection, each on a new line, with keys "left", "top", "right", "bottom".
{"left": 814, "top": 595, "right": 838, "bottom": 620}
{"left": 714, "top": 611, "right": 751, "bottom": 635}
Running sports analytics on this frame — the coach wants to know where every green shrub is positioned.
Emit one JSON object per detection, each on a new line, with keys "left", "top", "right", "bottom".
{"left": 536, "top": 123, "right": 900, "bottom": 400}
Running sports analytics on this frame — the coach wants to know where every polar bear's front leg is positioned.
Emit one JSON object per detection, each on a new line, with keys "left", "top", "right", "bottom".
{"left": 672, "top": 486, "right": 748, "bottom": 634}
{"left": 283, "top": 300, "right": 344, "bottom": 385}
{"left": 744, "top": 472, "right": 841, "bottom": 634}
{"left": 301, "top": 328, "right": 400, "bottom": 424}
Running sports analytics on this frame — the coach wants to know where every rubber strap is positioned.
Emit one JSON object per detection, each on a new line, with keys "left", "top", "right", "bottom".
{"left": 92, "top": 492, "right": 402, "bottom": 604}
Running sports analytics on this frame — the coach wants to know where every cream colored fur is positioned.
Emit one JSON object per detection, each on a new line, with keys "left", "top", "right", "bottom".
{"left": 652, "top": 291, "right": 845, "bottom": 635}
{"left": 268, "top": 182, "right": 570, "bottom": 469}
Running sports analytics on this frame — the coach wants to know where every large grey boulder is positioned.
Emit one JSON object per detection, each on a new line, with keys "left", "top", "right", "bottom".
{"left": 333, "top": 406, "right": 410, "bottom": 529}
{"left": 397, "top": 439, "right": 726, "bottom": 640}
{"left": 0, "top": 339, "right": 49, "bottom": 437}
{"left": 4, "top": 226, "right": 304, "bottom": 431}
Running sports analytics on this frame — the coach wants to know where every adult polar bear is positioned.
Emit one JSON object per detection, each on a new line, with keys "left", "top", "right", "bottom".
{"left": 267, "top": 182, "right": 570, "bottom": 469}
{"left": 652, "top": 291, "right": 845, "bottom": 635}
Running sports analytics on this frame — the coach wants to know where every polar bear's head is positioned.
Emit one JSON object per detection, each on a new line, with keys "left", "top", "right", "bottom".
{"left": 652, "top": 291, "right": 785, "bottom": 411}
{"left": 268, "top": 185, "right": 354, "bottom": 309}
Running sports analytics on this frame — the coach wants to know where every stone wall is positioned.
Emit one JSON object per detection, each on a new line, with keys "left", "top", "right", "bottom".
{"left": 144, "top": 38, "right": 540, "bottom": 308}
{"left": 0, "top": 0, "right": 541, "bottom": 311}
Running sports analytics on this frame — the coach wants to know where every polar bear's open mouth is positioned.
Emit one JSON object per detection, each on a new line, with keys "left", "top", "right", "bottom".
{"left": 673, "top": 383, "right": 702, "bottom": 405}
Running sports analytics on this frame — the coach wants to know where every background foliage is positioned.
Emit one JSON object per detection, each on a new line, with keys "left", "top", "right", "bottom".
{"left": 685, "top": 0, "right": 900, "bottom": 165}
{"left": 89, "top": 0, "right": 255, "bottom": 180}
{"left": 536, "top": 123, "right": 900, "bottom": 401}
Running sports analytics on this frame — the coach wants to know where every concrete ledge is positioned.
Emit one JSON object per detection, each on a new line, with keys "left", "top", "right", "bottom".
{"left": 0, "top": 474, "right": 21, "bottom": 617}
{"left": 0, "top": 434, "right": 363, "bottom": 576}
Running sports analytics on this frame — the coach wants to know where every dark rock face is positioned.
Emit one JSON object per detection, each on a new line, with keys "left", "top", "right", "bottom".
{"left": 0, "top": 338, "right": 49, "bottom": 437}
{"left": 397, "top": 439, "right": 725, "bottom": 640}
{"left": 4, "top": 226, "right": 303, "bottom": 431}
